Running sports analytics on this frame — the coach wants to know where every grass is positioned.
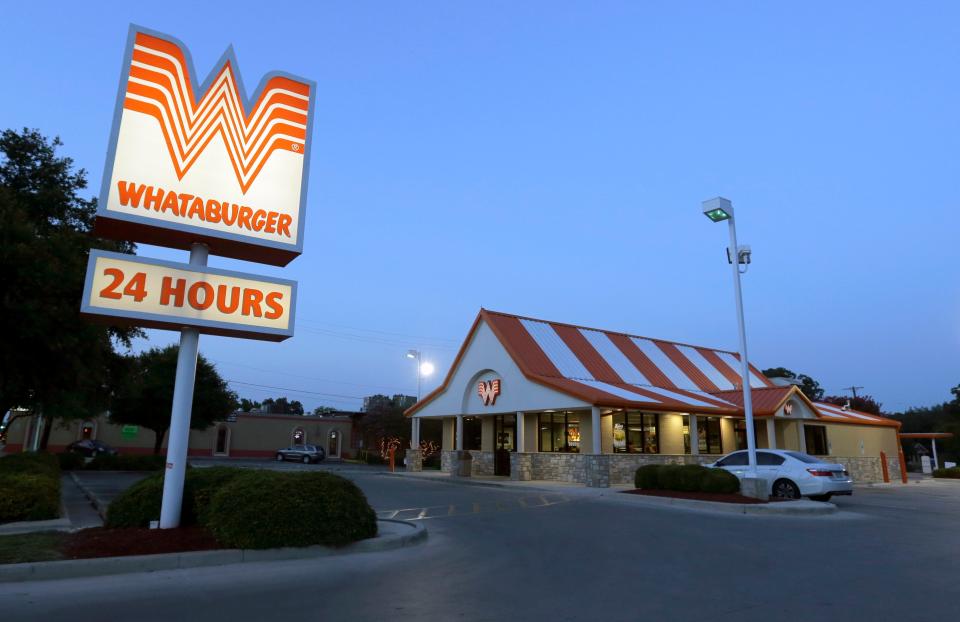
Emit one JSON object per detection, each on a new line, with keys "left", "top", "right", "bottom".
{"left": 0, "top": 531, "right": 67, "bottom": 564}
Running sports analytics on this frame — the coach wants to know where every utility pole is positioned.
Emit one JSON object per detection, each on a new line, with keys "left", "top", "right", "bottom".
{"left": 843, "top": 386, "right": 864, "bottom": 399}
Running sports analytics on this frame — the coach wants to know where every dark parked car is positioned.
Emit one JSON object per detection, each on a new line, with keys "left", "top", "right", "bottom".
{"left": 66, "top": 439, "right": 119, "bottom": 458}
{"left": 275, "top": 444, "right": 325, "bottom": 464}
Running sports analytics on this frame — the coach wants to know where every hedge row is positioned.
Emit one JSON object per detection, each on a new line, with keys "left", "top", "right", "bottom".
{"left": 0, "top": 453, "right": 61, "bottom": 523}
{"left": 932, "top": 467, "right": 960, "bottom": 479}
{"left": 106, "top": 468, "right": 378, "bottom": 549}
{"left": 57, "top": 453, "right": 167, "bottom": 472}
{"left": 634, "top": 464, "right": 740, "bottom": 494}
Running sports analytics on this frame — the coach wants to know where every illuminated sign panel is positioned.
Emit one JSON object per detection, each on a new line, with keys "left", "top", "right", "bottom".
{"left": 81, "top": 250, "right": 296, "bottom": 341}
{"left": 94, "top": 26, "right": 315, "bottom": 266}
{"left": 477, "top": 379, "right": 501, "bottom": 406}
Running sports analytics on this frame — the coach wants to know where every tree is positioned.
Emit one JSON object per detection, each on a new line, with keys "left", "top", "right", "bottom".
{"left": 357, "top": 394, "right": 412, "bottom": 449}
{"left": 239, "top": 398, "right": 261, "bottom": 412}
{"left": 761, "top": 367, "right": 824, "bottom": 401}
{"left": 313, "top": 406, "right": 337, "bottom": 416}
{"left": 821, "top": 394, "right": 883, "bottom": 415}
{"left": 0, "top": 128, "right": 141, "bottom": 447}
{"left": 110, "top": 346, "right": 237, "bottom": 454}
{"left": 259, "top": 397, "right": 304, "bottom": 415}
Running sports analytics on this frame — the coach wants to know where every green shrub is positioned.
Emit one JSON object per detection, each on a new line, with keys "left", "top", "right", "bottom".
{"left": 677, "top": 464, "right": 710, "bottom": 492}
{"left": 57, "top": 452, "right": 85, "bottom": 471}
{"left": 634, "top": 464, "right": 661, "bottom": 489}
{"left": 933, "top": 467, "right": 960, "bottom": 479}
{"left": 105, "top": 467, "right": 248, "bottom": 528}
{"left": 701, "top": 468, "right": 740, "bottom": 494}
{"left": 188, "top": 467, "right": 249, "bottom": 525}
{"left": 0, "top": 452, "right": 60, "bottom": 478}
{"left": 656, "top": 465, "right": 685, "bottom": 490}
{"left": 105, "top": 473, "right": 164, "bottom": 528}
{"left": 0, "top": 473, "right": 60, "bottom": 522}
{"left": 206, "top": 471, "right": 377, "bottom": 549}
{"left": 86, "top": 454, "right": 166, "bottom": 471}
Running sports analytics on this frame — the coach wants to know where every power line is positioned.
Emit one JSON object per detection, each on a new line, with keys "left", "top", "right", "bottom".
{"left": 212, "top": 359, "right": 410, "bottom": 394}
{"left": 226, "top": 379, "right": 366, "bottom": 402}
{"left": 295, "top": 317, "right": 460, "bottom": 345}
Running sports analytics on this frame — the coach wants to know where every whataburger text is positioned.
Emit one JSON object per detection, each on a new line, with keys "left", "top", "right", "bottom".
{"left": 81, "top": 250, "right": 295, "bottom": 341}
{"left": 116, "top": 180, "right": 294, "bottom": 238}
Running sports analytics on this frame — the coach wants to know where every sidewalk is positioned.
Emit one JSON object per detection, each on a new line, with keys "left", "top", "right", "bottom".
{"left": 0, "top": 476, "right": 102, "bottom": 536}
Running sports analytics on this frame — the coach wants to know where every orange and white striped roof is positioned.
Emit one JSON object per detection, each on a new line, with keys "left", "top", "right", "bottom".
{"left": 813, "top": 401, "right": 900, "bottom": 428}
{"left": 407, "top": 310, "right": 901, "bottom": 429}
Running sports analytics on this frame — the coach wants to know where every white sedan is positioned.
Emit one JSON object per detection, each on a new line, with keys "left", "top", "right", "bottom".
{"left": 709, "top": 449, "right": 853, "bottom": 501}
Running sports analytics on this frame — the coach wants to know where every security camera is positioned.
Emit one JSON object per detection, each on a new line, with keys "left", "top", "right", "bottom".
{"left": 726, "top": 245, "right": 752, "bottom": 265}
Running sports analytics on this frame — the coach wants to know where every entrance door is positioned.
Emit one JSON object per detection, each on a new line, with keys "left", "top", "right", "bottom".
{"left": 328, "top": 430, "right": 341, "bottom": 459}
{"left": 494, "top": 415, "right": 516, "bottom": 476}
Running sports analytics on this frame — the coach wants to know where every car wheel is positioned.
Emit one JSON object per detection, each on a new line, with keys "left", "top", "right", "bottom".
{"left": 809, "top": 494, "right": 832, "bottom": 502}
{"left": 276, "top": 453, "right": 284, "bottom": 461}
{"left": 302, "top": 455, "right": 311, "bottom": 464}
{"left": 772, "top": 479, "right": 801, "bottom": 499}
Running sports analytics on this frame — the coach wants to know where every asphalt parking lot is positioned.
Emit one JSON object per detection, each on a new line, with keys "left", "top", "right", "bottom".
{"left": 12, "top": 465, "right": 959, "bottom": 622}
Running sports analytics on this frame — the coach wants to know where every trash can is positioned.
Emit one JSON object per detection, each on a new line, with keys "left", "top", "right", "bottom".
{"left": 457, "top": 450, "right": 473, "bottom": 477}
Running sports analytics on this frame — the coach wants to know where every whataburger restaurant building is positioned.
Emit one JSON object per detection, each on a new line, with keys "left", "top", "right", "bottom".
{"left": 405, "top": 310, "right": 904, "bottom": 487}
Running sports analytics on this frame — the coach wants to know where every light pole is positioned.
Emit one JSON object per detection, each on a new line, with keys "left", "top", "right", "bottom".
{"left": 702, "top": 197, "right": 758, "bottom": 476}
{"left": 405, "top": 349, "right": 434, "bottom": 402}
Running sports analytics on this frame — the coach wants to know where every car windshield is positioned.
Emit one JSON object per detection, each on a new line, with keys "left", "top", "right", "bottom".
{"left": 785, "top": 451, "right": 822, "bottom": 464}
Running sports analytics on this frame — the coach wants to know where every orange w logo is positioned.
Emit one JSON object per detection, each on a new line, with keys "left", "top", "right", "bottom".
{"left": 123, "top": 32, "right": 310, "bottom": 194}
{"left": 477, "top": 379, "right": 501, "bottom": 406}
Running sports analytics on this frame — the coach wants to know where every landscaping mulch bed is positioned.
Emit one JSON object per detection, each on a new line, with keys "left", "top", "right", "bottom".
{"left": 623, "top": 489, "right": 772, "bottom": 504}
{"left": 62, "top": 526, "right": 223, "bottom": 560}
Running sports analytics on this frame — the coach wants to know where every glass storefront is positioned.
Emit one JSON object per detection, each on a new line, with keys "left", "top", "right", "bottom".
{"left": 682, "top": 415, "right": 723, "bottom": 454}
{"left": 538, "top": 412, "right": 580, "bottom": 452}
{"left": 494, "top": 414, "right": 516, "bottom": 451}
{"left": 612, "top": 411, "right": 659, "bottom": 453}
{"left": 463, "top": 416, "right": 482, "bottom": 450}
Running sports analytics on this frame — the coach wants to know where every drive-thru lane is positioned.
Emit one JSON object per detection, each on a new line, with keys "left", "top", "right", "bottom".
{"left": 5, "top": 470, "right": 958, "bottom": 622}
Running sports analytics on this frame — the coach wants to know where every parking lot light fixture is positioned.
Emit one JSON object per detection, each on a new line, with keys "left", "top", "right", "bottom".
{"left": 702, "top": 196, "right": 758, "bottom": 476}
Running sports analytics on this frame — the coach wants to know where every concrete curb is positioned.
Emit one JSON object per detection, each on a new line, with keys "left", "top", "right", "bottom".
{"left": 0, "top": 519, "right": 426, "bottom": 583}
{"left": 610, "top": 492, "right": 838, "bottom": 516}
{"left": 69, "top": 472, "right": 109, "bottom": 520}
{"left": 0, "top": 514, "right": 72, "bottom": 536}
{"left": 382, "top": 471, "right": 510, "bottom": 489}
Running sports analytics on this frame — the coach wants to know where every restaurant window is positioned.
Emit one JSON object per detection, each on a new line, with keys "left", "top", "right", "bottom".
{"left": 682, "top": 416, "right": 722, "bottom": 454}
{"left": 804, "top": 425, "right": 829, "bottom": 456}
{"left": 538, "top": 412, "right": 581, "bottom": 452}
{"left": 494, "top": 415, "right": 516, "bottom": 451}
{"left": 734, "top": 420, "right": 764, "bottom": 450}
{"left": 463, "top": 417, "right": 482, "bottom": 450}
{"left": 612, "top": 412, "right": 659, "bottom": 453}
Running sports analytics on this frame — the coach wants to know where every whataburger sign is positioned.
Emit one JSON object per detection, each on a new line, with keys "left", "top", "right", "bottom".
{"left": 82, "top": 25, "right": 314, "bottom": 341}
{"left": 80, "top": 25, "right": 314, "bottom": 528}
{"left": 94, "top": 26, "right": 314, "bottom": 267}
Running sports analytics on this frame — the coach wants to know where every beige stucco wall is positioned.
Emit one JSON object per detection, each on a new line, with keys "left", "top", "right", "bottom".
{"left": 720, "top": 418, "right": 736, "bottom": 454}
{"left": 658, "top": 414, "right": 686, "bottom": 454}
{"left": 601, "top": 414, "right": 613, "bottom": 454}
{"left": 3, "top": 413, "right": 353, "bottom": 458}
{"left": 442, "top": 418, "right": 455, "bottom": 451}
{"left": 820, "top": 423, "right": 899, "bottom": 457}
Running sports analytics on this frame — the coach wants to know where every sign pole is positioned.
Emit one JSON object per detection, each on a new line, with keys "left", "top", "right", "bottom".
{"left": 159, "top": 242, "right": 208, "bottom": 529}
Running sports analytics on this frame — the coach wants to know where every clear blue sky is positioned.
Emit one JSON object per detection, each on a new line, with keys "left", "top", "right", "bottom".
{"left": 4, "top": 1, "right": 958, "bottom": 413}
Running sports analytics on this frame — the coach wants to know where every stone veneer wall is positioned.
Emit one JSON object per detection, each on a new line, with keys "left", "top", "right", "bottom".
{"left": 441, "top": 450, "right": 456, "bottom": 474}
{"left": 529, "top": 453, "right": 588, "bottom": 483}
{"left": 440, "top": 450, "right": 495, "bottom": 476}
{"left": 823, "top": 456, "right": 892, "bottom": 484}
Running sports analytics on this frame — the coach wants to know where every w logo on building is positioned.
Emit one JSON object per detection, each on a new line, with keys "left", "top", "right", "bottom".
{"left": 477, "top": 379, "right": 501, "bottom": 406}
